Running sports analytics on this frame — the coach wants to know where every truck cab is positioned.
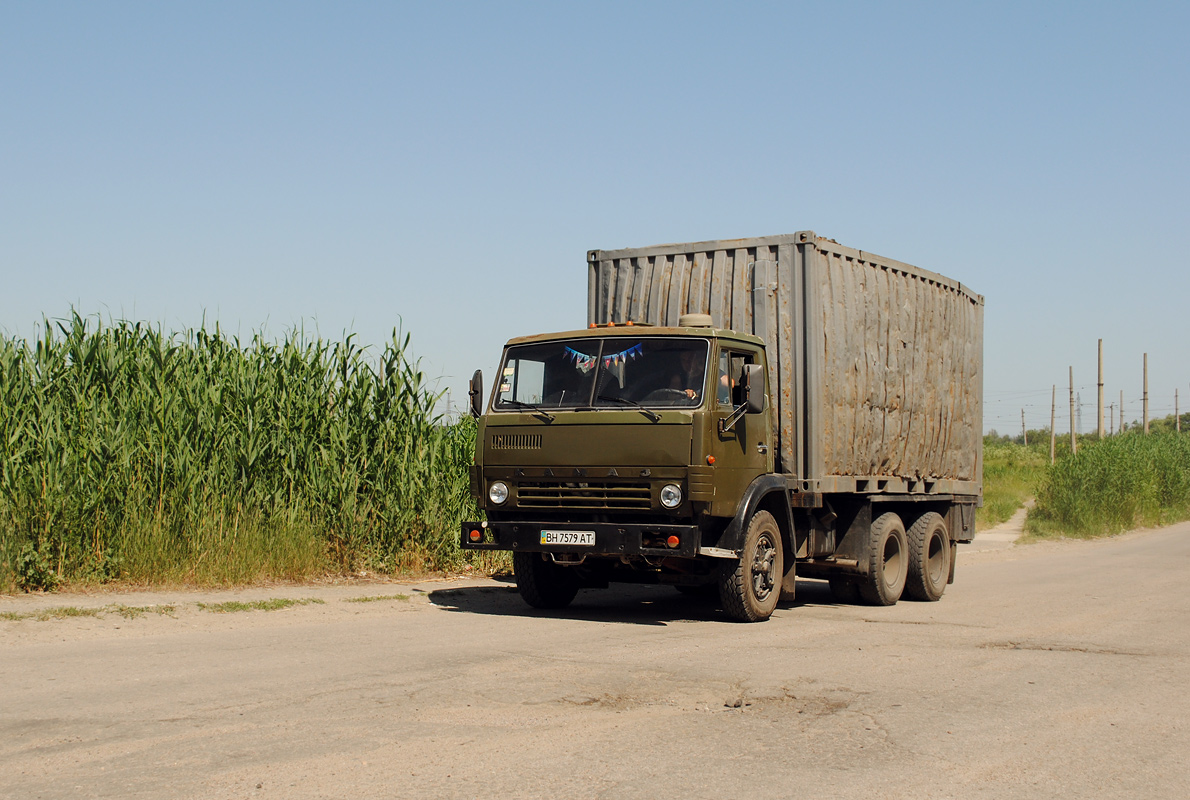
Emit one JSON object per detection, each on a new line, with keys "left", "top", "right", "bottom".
{"left": 462, "top": 315, "right": 792, "bottom": 621}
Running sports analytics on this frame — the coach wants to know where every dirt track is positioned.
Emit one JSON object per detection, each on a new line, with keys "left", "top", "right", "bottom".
{"left": 3, "top": 522, "right": 1188, "bottom": 800}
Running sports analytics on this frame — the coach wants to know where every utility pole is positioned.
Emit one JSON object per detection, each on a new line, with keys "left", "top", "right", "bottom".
{"left": 1177, "top": 389, "right": 1181, "bottom": 434}
{"left": 1108, "top": 403, "right": 1115, "bottom": 436}
{"left": 1050, "top": 385, "right": 1056, "bottom": 464}
{"left": 1077, "top": 393, "right": 1082, "bottom": 435}
{"left": 1097, "top": 338, "right": 1105, "bottom": 438}
{"left": 1143, "top": 353, "right": 1149, "bottom": 434}
{"left": 1120, "top": 389, "right": 1125, "bottom": 432}
{"left": 1021, "top": 409, "right": 1027, "bottom": 445}
{"left": 1069, "top": 367, "right": 1077, "bottom": 455}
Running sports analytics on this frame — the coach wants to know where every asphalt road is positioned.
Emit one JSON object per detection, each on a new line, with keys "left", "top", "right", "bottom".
{"left": 3, "top": 522, "right": 1188, "bottom": 800}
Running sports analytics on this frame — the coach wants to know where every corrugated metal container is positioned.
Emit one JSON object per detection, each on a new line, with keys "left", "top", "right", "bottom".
{"left": 586, "top": 232, "right": 983, "bottom": 496}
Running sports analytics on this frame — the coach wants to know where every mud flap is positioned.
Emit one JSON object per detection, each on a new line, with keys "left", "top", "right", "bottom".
{"left": 780, "top": 559, "right": 797, "bottom": 601}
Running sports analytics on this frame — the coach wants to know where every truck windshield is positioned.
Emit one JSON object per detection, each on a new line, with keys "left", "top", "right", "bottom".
{"left": 494, "top": 338, "right": 709, "bottom": 411}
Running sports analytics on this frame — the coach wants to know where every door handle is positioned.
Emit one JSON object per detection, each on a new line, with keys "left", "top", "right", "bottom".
{"left": 757, "top": 443, "right": 768, "bottom": 454}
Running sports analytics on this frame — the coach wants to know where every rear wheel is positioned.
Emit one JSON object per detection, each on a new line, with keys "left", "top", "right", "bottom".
{"left": 858, "top": 512, "right": 908, "bottom": 606}
{"left": 513, "top": 552, "right": 580, "bottom": 609}
{"left": 719, "top": 510, "right": 783, "bottom": 622}
{"left": 905, "top": 512, "right": 950, "bottom": 602}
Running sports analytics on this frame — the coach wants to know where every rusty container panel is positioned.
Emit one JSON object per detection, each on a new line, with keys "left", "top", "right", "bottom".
{"left": 810, "top": 238, "right": 983, "bottom": 483}
{"left": 587, "top": 232, "right": 983, "bottom": 493}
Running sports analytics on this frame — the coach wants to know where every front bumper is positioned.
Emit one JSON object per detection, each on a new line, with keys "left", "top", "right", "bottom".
{"left": 461, "top": 520, "right": 702, "bottom": 559}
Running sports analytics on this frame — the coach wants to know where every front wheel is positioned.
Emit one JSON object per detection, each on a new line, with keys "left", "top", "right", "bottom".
{"left": 514, "top": 552, "right": 580, "bottom": 609}
{"left": 719, "top": 510, "right": 783, "bottom": 622}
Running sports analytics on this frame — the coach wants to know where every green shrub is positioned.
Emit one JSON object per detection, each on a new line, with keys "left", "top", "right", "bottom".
{"left": 15, "top": 544, "right": 60, "bottom": 591}
{"left": 1028, "top": 431, "right": 1190, "bottom": 537}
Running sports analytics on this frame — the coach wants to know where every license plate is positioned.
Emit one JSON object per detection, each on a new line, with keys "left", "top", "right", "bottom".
{"left": 540, "top": 530, "right": 595, "bottom": 546}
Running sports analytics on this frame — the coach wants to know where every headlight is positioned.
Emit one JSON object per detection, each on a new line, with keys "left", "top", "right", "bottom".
{"left": 488, "top": 481, "right": 509, "bottom": 505}
{"left": 660, "top": 483, "right": 683, "bottom": 509}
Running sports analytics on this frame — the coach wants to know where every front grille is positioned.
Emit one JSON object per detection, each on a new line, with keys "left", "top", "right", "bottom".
{"left": 491, "top": 434, "right": 543, "bottom": 450}
{"left": 517, "top": 481, "right": 651, "bottom": 510}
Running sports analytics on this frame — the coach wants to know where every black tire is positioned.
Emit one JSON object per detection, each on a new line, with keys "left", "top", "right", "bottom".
{"left": 718, "top": 510, "right": 783, "bottom": 622}
{"left": 857, "top": 512, "right": 908, "bottom": 606}
{"left": 905, "top": 512, "right": 950, "bottom": 602}
{"left": 513, "top": 551, "right": 580, "bottom": 609}
{"left": 828, "top": 577, "right": 861, "bottom": 604}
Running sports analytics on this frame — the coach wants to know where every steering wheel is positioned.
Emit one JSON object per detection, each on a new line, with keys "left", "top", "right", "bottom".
{"left": 642, "top": 388, "right": 695, "bottom": 403}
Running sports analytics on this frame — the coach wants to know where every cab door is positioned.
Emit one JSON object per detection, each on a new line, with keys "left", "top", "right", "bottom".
{"left": 709, "top": 345, "right": 772, "bottom": 517}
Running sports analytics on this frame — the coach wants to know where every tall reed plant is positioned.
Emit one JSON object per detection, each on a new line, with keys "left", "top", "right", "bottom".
{"left": 0, "top": 313, "right": 479, "bottom": 590}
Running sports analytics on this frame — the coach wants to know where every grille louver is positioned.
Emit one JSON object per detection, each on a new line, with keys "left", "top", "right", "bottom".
{"left": 517, "top": 481, "right": 651, "bottom": 510}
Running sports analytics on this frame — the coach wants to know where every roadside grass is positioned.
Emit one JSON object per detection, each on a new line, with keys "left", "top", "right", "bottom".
{"left": 0, "top": 595, "right": 419, "bottom": 620}
{"left": 196, "top": 598, "right": 325, "bottom": 613}
{"left": 1027, "top": 431, "right": 1190, "bottom": 539}
{"left": 108, "top": 604, "right": 177, "bottom": 619}
{"left": 977, "top": 439, "right": 1048, "bottom": 530}
{"left": 344, "top": 594, "right": 411, "bottom": 603}
{"left": 1, "top": 603, "right": 177, "bottom": 621}
{"left": 2, "top": 606, "right": 103, "bottom": 622}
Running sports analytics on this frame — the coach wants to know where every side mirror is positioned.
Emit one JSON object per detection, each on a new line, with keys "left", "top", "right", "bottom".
{"left": 742, "top": 364, "right": 764, "bottom": 413}
{"left": 468, "top": 369, "right": 483, "bottom": 418}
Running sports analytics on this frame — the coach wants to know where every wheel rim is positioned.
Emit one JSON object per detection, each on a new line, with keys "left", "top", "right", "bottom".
{"left": 751, "top": 532, "right": 778, "bottom": 601}
{"left": 926, "top": 531, "right": 947, "bottom": 585}
{"left": 881, "top": 533, "right": 902, "bottom": 588}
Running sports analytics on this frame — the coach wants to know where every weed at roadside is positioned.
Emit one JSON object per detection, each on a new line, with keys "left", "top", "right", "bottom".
{"left": 196, "top": 598, "right": 325, "bottom": 613}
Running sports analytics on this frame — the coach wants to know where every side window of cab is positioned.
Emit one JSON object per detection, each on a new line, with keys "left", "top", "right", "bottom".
{"left": 716, "top": 349, "right": 754, "bottom": 408}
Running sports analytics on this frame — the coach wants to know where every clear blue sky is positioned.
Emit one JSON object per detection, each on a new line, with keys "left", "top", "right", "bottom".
{"left": 3, "top": 1, "right": 1187, "bottom": 434}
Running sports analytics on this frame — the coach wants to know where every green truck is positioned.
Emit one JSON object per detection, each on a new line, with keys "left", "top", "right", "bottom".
{"left": 462, "top": 232, "right": 983, "bottom": 622}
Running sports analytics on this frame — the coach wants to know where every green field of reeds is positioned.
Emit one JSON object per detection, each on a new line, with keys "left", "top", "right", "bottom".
{"left": 0, "top": 313, "right": 482, "bottom": 592}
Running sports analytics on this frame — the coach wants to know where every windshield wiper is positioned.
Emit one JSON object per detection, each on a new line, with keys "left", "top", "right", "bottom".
{"left": 499, "top": 399, "right": 555, "bottom": 423}
{"left": 597, "top": 395, "right": 660, "bottom": 422}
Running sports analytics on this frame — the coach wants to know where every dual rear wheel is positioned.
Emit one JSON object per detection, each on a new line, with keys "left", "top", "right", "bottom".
{"left": 832, "top": 510, "right": 952, "bottom": 606}
{"left": 904, "top": 512, "right": 951, "bottom": 602}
